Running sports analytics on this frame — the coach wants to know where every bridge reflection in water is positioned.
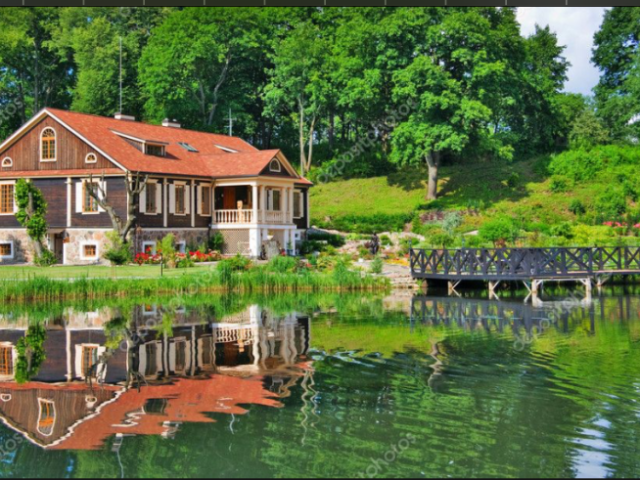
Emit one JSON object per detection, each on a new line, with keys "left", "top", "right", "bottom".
{"left": 0, "top": 305, "right": 312, "bottom": 451}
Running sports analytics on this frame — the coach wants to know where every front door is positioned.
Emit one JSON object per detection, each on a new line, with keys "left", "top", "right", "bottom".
{"left": 223, "top": 187, "right": 237, "bottom": 210}
{"left": 54, "top": 233, "right": 64, "bottom": 264}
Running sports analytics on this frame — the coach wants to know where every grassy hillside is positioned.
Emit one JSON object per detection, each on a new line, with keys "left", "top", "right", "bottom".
{"left": 310, "top": 146, "right": 640, "bottom": 248}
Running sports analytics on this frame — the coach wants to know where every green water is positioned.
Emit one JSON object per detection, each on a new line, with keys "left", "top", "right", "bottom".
{"left": 0, "top": 291, "right": 638, "bottom": 478}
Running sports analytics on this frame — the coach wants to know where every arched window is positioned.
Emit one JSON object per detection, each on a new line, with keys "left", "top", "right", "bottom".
{"left": 37, "top": 399, "right": 56, "bottom": 437}
{"left": 269, "top": 159, "right": 282, "bottom": 173}
{"left": 41, "top": 128, "right": 56, "bottom": 162}
{"left": 85, "top": 153, "right": 97, "bottom": 164}
{"left": 1, "top": 158, "right": 12, "bottom": 168}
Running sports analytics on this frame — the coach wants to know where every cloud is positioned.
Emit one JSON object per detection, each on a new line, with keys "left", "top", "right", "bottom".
{"left": 517, "top": 7, "right": 609, "bottom": 96}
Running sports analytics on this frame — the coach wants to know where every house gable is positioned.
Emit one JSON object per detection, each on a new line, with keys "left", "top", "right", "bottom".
{"left": 0, "top": 112, "right": 123, "bottom": 174}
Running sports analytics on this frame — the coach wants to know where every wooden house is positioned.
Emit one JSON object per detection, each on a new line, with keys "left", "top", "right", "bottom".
{"left": 0, "top": 109, "right": 312, "bottom": 264}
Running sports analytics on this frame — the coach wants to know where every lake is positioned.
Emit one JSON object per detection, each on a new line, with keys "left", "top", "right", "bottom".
{"left": 0, "top": 289, "right": 638, "bottom": 478}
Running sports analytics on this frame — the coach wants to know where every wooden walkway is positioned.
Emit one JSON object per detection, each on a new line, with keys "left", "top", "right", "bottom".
{"left": 410, "top": 247, "right": 640, "bottom": 295}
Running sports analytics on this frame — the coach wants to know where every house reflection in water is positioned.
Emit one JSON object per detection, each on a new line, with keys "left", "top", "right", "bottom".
{"left": 0, "top": 305, "right": 312, "bottom": 450}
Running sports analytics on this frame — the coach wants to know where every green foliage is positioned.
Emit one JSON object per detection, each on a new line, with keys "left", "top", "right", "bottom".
{"left": 315, "top": 213, "right": 413, "bottom": 234}
{"left": 370, "top": 256, "right": 384, "bottom": 275}
{"left": 34, "top": 249, "right": 57, "bottom": 267}
{"left": 209, "top": 232, "right": 225, "bottom": 252}
{"left": 266, "top": 256, "right": 298, "bottom": 274}
{"left": 307, "top": 232, "right": 346, "bottom": 248}
{"left": 549, "top": 175, "right": 571, "bottom": 193}
{"left": 103, "top": 231, "right": 132, "bottom": 266}
{"left": 15, "top": 324, "right": 47, "bottom": 384}
{"left": 158, "top": 234, "right": 177, "bottom": 267}
{"left": 568, "top": 108, "right": 611, "bottom": 149}
{"left": 549, "top": 145, "right": 640, "bottom": 183}
{"left": 595, "top": 189, "right": 627, "bottom": 219}
{"left": 569, "top": 199, "right": 587, "bottom": 216}
{"left": 15, "top": 179, "right": 48, "bottom": 243}
{"left": 217, "top": 254, "right": 252, "bottom": 273}
{"left": 480, "top": 216, "right": 519, "bottom": 247}
{"left": 441, "top": 212, "right": 463, "bottom": 237}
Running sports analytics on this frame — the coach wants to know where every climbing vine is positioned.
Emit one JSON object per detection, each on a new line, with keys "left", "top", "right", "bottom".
{"left": 14, "top": 179, "right": 56, "bottom": 265}
{"left": 15, "top": 324, "right": 47, "bottom": 384}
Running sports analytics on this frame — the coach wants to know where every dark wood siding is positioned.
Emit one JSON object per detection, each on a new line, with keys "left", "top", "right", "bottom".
{"left": 71, "top": 177, "right": 127, "bottom": 228}
{"left": 136, "top": 178, "right": 164, "bottom": 229}
{"left": 0, "top": 116, "right": 116, "bottom": 172}
{"left": 294, "top": 187, "right": 310, "bottom": 230}
{"left": 33, "top": 178, "right": 67, "bottom": 228}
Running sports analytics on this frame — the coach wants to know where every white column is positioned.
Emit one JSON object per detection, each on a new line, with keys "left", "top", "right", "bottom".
{"left": 284, "top": 229, "right": 290, "bottom": 253}
{"left": 250, "top": 227, "right": 261, "bottom": 258}
{"left": 66, "top": 178, "right": 72, "bottom": 228}
{"left": 305, "top": 190, "right": 310, "bottom": 229}
{"left": 252, "top": 184, "right": 259, "bottom": 225}
{"left": 261, "top": 186, "right": 268, "bottom": 224}
{"left": 191, "top": 180, "right": 196, "bottom": 228}
{"left": 163, "top": 179, "right": 168, "bottom": 228}
{"left": 288, "top": 187, "right": 295, "bottom": 224}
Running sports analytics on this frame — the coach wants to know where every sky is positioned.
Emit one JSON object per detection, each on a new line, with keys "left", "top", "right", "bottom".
{"left": 516, "top": 7, "right": 609, "bottom": 96}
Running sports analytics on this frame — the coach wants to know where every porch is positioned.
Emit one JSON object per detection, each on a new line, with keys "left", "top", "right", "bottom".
{"left": 213, "top": 183, "right": 303, "bottom": 227}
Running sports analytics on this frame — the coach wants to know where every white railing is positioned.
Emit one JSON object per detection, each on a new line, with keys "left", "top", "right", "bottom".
{"left": 261, "top": 210, "right": 288, "bottom": 224}
{"left": 213, "top": 209, "right": 290, "bottom": 225}
{"left": 215, "top": 209, "right": 254, "bottom": 224}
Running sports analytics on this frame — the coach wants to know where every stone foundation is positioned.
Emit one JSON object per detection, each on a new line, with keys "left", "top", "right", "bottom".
{"left": 63, "top": 229, "right": 111, "bottom": 266}
{"left": 134, "top": 229, "right": 211, "bottom": 254}
{"left": 0, "top": 229, "right": 33, "bottom": 265}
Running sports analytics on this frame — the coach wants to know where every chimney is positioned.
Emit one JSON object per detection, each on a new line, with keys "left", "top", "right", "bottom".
{"left": 114, "top": 113, "right": 136, "bottom": 122}
{"left": 162, "top": 118, "right": 181, "bottom": 128}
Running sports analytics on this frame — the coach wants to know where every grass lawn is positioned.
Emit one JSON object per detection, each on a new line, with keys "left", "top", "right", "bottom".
{"left": 310, "top": 157, "right": 603, "bottom": 233}
{"left": 0, "top": 264, "right": 216, "bottom": 280}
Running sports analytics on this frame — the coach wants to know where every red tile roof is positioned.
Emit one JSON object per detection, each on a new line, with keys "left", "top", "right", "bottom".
{"left": 44, "top": 109, "right": 312, "bottom": 185}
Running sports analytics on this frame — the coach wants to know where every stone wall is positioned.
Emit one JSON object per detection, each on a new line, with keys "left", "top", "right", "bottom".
{"left": 0, "top": 229, "right": 32, "bottom": 265}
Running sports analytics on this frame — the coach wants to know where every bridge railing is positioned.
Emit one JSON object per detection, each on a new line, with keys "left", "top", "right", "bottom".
{"left": 409, "top": 247, "right": 640, "bottom": 279}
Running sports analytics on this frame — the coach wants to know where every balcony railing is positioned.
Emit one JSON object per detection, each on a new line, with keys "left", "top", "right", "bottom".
{"left": 213, "top": 209, "right": 291, "bottom": 225}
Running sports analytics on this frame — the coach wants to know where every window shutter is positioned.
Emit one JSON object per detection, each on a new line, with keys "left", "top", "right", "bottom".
{"left": 169, "top": 185, "right": 176, "bottom": 214}
{"left": 156, "top": 183, "right": 163, "bottom": 214}
{"left": 185, "top": 186, "right": 191, "bottom": 215}
{"left": 197, "top": 186, "right": 203, "bottom": 215}
{"left": 74, "top": 345, "right": 83, "bottom": 378}
{"left": 140, "top": 184, "right": 147, "bottom": 214}
{"left": 75, "top": 181, "right": 83, "bottom": 213}
{"left": 98, "top": 181, "right": 107, "bottom": 212}
{"left": 13, "top": 185, "right": 18, "bottom": 213}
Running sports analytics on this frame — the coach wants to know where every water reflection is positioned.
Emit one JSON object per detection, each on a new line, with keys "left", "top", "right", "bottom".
{"left": 0, "top": 304, "right": 311, "bottom": 451}
{"left": 0, "top": 292, "right": 638, "bottom": 478}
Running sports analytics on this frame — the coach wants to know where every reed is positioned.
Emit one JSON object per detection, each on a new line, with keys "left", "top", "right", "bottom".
{"left": 0, "top": 267, "right": 389, "bottom": 304}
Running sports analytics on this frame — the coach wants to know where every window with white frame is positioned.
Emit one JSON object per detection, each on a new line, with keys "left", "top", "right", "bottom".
{"left": 294, "top": 190, "right": 303, "bottom": 219}
{"left": 0, "top": 242, "right": 14, "bottom": 259}
{"left": 267, "top": 188, "right": 282, "bottom": 212}
{"left": 269, "top": 159, "right": 282, "bottom": 173}
{"left": 199, "top": 186, "right": 212, "bottom": 216}
{"left": 1, "top": 157, "right": 12, "bottom": 168}
{"left": 0, "top": 343, "right": 14, "bottom": 377}
{"left": 75, "top": 179, "right": 105, "bottom": 215}
{"left": 80, "top": 242, "right": 99, "bottom": 260}
{"left": 85, "top": 153, "right": 98, "bottom": 164}
{"left": 40, "top": 128, "right": 56, "bottom": 162}
{"left": 142, "top": 241, "right": 157, "bottom": 255}
{"left": 169, "top": 183, "right": 190, "bottom": 216}
{"left": 176, "top": 241, "right": 187, "bottom": 254}
{"left": 0, "top": 183, "right": 15, "bottom": 215}
{"left": 37, "top": 399, "right": 56, "bottom": 436}
{"left": 140, "top": 181, "right": 161, "bottom": 215}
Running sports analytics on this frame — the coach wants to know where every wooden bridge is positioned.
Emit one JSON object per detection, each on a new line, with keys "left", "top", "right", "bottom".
{"left": 409, "top": 247, "right": 640, "bottom": 296}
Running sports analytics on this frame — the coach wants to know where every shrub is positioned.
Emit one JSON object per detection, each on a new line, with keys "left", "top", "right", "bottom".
{"left": 315, "top": 213, "right": 414, "bottom": 234}
{"left": 429, "top": 232, "right": 454, "bottom": 248}
{"left": 441, "top": 212, "right": 463, "bottom": 236}
{"left": 103, "top": 231, "right": 131, "bottom": 266}
{"left": 217, "top": 253, "right": 252, "bottom": 272}
{"left": 480, "top": 216, "right": 519, "bottom": 247}
{"left": 158, "top": 234, "right": 177, "bottom": 268}
{"left": 549, "top": 175, "right": 571, "bottom": 193}
{"left": 549, "top": 145, "right": 640, "bottom": 183}
{"left": 380, "top": 235, "right": 393, "bottom": 247}
{"left": 307, "top": 232, "right": 345, "bottom": 248}
{"left": 175, "top": 254, "right": 195, "bottom": 269}
{"left": 267, "top": 255, "right": 298, "bottom": 273}
{"left": 595, "top": 189, "right": 627, "bottom": 219}
{"left": 209, "top": 232, "right": 225, "bottom": 253}
{"left": 569, "top": 199, "right": 586, "bottom": 216}
{"left": 505, "top": 171, "right": 520, "bottom": 188}
{"left": 549, "top": 222, "right": 574, "bottom": 239}
{"left": 370, "top": 256, "right": 384, "bottom": 275}
{"left": 34, "top": 248, "right": 57, "bottom": 267}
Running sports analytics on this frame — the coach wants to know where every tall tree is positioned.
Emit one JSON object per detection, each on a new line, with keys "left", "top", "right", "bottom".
{"left": 592, "top": 7, "right": 640, "bottom": 140}
{"left": 139, "top": 7, "right": 264, "bottom": 131}
{"left": 390, "top": 8, "right": 514, "bottom": 201}
{"left": 264, "top": 17, "right": 333, "bottom": 176}
{"left": 0, "top": 7, "right": 73, "bottom": 137}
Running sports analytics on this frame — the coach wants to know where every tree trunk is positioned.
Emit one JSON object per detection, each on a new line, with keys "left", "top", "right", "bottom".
{"left": 298, "top": 97, "right": 307, "bottom": 175}
{"left": 328, "top": 111, "right": 335, "bottom": 153}
{"left": 426, "top": 151, "right": 441, "bottom": 201}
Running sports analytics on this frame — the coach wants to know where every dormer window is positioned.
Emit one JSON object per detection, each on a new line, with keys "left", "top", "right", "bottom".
{"left": 269, "top": 159, "right": 282, "bottom": 173}
{"left": 40, "top": 128, "right": 56, "bottom": 162}
{"left": 145, "top": 144, "right": 166, "bottom": 157}
{"left": 1, "top": 158, "right": 12, "bottom": 168}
